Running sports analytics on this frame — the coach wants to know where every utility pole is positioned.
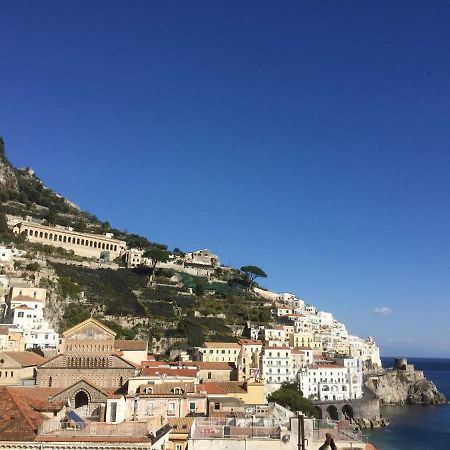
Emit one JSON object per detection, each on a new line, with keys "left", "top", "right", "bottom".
{"left": 297, "top": 412, "right": 305, "bottom": 450}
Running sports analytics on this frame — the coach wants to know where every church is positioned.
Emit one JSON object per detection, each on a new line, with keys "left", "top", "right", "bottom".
{"left": 36, "top": 318, "right": 139, "bottom": 388}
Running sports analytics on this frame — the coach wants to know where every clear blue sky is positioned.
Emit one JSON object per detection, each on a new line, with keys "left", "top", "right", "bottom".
{"left": 1, "top": 1, "right": 450, "bottom": 357}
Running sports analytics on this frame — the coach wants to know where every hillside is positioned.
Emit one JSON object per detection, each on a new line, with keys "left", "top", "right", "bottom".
{"left": 0, "top": 138, "right": 272, "bottom": 353}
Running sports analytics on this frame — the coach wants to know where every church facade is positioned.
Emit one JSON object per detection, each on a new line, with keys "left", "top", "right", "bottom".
{"left": 36, "top": 318, "right": 138, "bottom": 388}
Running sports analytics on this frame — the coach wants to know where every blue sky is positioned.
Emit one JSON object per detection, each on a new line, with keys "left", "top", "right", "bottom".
{"left": 1, "top": 1, "right": 450, "bottom": 357}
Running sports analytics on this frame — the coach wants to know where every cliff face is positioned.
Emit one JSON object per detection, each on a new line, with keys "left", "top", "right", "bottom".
{"left": 0, "top": 138, "right": 18, "bottom": 193}
{"left": 365, "top": 369, "right": 447, "bottom": 405}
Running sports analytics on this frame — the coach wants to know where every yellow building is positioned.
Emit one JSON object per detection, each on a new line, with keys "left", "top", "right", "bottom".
{"left": 200, "top": 342, "right": 241, "bottom": 364}
{"left": 289, "top": 332, "right": 315, "bottom": 349}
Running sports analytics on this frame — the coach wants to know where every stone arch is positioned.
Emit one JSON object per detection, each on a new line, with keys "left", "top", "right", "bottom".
{"left": 322, "top": 385, "right": 330, "bottom": 391}
{"left": 39, "top": 231, "right": 43, "bottom": 238}
{"left": 59, "top": 235, "right": 62, "bottom": 241}
{"left": 67, "top": 236, "right": 71, "bottom": 243}
{"left": 342, "top": 404, "right": 354, "bottom": 420}
{"left": 63, "top": 236, "right": 67, "bottom": 242}
{"left": 102, "top": 243, "right": 105, "bottom": 249}
{"left": 330, "top": 385, "right": 338, "bottom": 392}
{"left": 106, "top": 244, "right": 110, "bottom": 250}
{"left": 326, "top": 405, "right": 339, "bottom": 420}
{"left": 54, "top": 234, "right": 58, "bottom": 241}
{"left": 49, "top": 233, "right": 53, "bottom": 240}
{"left": 44, "top": 232, "right": 48, "bottom": 239}
{"left": 74, "top": 390, "right": 89, "bottom": 408}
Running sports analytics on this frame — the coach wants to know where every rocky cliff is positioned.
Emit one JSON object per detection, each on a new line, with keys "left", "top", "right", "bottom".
{"left": 365, "top": 369, "right": 447, "bottom": 405}
{"left": 0, "top": 138, "right": 18, "bottom": 193}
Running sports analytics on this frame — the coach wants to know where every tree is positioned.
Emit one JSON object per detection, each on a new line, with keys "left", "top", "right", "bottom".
{"left": 143, "top": 247, "right": 170, "bottom": 286}
{"left": 240, "top": 265, "right": 267, "bottom": 290}
{"left": 268, "top": 383, "right": 318, "bottom": 417}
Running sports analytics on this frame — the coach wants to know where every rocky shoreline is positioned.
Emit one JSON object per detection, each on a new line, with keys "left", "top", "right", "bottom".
{"left": 365, "top": 365, "right": 447, "bottom": 406}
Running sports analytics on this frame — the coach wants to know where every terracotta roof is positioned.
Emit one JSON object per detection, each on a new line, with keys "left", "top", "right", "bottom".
{"left": 238, "top": 339, "right": 263, "bottom": 346}
{"left": 204, "top": 342, "right": 240, "bottom": 349}
{"left": 141, "top": 367, "right": 198, "bottom": 378}
{"left": 141, "top": 360, "right": 167, "bottom": 368}
{"left": 0, "top": 325, "right": 8, "bottom": 335}
{"left": 15, "top": 304, "right": 34, "bottom": 310}
{"left": 168, "top": 417, "right": 194, "bottom": 433}
{"left": 199, "top": 382, "right": 246, "bottom": 394}
{"left": 0, "top": 387, "right": 46, "bottom": 441}
{"left": 12, "top": 295, "right": 44, "bottom": 303}
{"left": 312, "top": 363, "right": 344, "bottom": 369}
{"left": 194, "top": 361, "right": 235, "bottom": 370}
{"left": 137, "top": 382, "right": 197, "bottom": 395}
{"left": 114, "top": 339, "right": 148, "bottom": 351}
{"left": 264, "top": 346, "right": 291, "bottom": 350}
{"left": 4, "top": 351, "right": 47, "bottom": 367}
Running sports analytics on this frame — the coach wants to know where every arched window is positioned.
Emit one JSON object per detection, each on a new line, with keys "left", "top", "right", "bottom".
{"left": 93, "top": 241, "right": 97, "bottom": 248}
{"left": 44, "top": 233, "right": 48, "bottom": 239}
{"left": 49, "top": 233, "right": 53, "bottom": 240}
{"left": 77, "top": 238, "right": 80, "bottom": 244}
{"left": 67, "top": 237, "right": 71, "bottom": 243}
{"left": 39, "top": 232, "right": 43, "bottom": 238}
{"left": 102, "top": 243, "right": 105, "bottom": 249}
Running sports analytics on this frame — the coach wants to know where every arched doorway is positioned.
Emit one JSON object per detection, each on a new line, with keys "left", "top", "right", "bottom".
{"left": 326, "top": 405, "right": 339, "bottom": 420}
{"left": 313, "top": 406, "right": 323, "bottom": 419}
{"left": 74, "top": 391, "right": 89, "bottom": 408}
{"left": 342, "top": 404, "right": 354, "bottom": 420}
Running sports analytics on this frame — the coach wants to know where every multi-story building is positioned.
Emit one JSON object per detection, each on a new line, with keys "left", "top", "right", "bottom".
{"left": 198, "top": 342, "right": 241, "bottom": 364}
{"left": 2, "top": 291, "right": 59, "bottom": 349}
{"left": 297, "top": 358, "right": 363, "bottom": 401}
{"left": 13, "top": 222, "right": 126, "bottom": 259}
{"left": 289, "top": 332, "right": 315, "bottom": 349}
{"left": 261, "top": 346, "right": 293, "bottom": 385}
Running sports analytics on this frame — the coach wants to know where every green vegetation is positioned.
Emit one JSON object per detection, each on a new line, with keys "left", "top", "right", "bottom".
{"left": 59, "top": 276, "right": 82, "bottom": 299}
{"left": 240, "top": 265, "right": 267, "bottom": 289}
{"left": 59, "top": 303, "right": 90, "bottom": 332}
{"left": 51, "top": 263, "right": 146, "bottom": 315}
{"left": 143, "top": 247, "right": 170, "bottom": 286}
{"left": 178, "top": 316, "right": 235, "bottom": 347}
{"left": 25, "top": 262, "right": 40, "bottom": 271}
{"left": 268, "top": 383, "right": 318, "bottom": 417}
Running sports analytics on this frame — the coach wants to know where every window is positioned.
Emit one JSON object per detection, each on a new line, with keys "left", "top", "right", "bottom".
{"left": 176, "top": 445, "right": 183, "bottom": 450}
{"left": 146, "top": 401, "right": 154, "bottom": 414}
{"left": 18, "top": 312, "right": 24, "bottom": 317}
{"left": 168, "top": 402, "right": 176, "bottom": 415}
{"left": 189, "top": 402, "right": 196, "bottom": 413}
{"left": 214, "top": 402, "right": 220, "bottom": 410}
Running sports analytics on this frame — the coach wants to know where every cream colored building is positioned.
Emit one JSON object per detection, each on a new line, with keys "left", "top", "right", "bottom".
{"left": 13, "top": 222, "right": 126, "bottom": 259}
{"left": 199, "top": 342, "right": 241, "bottom": 364}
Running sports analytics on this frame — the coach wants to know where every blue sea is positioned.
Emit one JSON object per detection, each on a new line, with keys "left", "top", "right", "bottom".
{"left": 364, "top": 357, "right": 450, "bottom": 450}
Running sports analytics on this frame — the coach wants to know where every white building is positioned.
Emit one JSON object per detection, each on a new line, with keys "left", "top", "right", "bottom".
{"left": 297, "top": 358, "right": 363, "bottom": 401}
{"left": 261, "top": 346, "right": 293, "bottom": 385}
{"left": 2, "top": 293, "right": 58, "bottom": 349}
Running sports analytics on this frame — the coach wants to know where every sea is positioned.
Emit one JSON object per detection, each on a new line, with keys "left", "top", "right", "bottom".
{"left": 364, "top": 357, "right": 450, "bottom": 450}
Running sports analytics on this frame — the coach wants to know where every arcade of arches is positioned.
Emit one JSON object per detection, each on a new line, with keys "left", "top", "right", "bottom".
{"left": 13, "top": 222, "right": 126, "bottom": 259}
